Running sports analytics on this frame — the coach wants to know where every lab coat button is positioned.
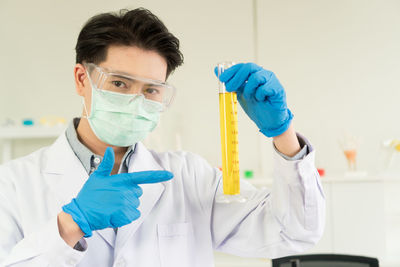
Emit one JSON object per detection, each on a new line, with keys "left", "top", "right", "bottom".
{"left": 67, "top": 258, "right": 77, "bottom": 266}
{"left": 115, "top": 259, "right": 125, "bottom": 267}
{"left": 93, "top": 157, "right": 101, "bottom": 164}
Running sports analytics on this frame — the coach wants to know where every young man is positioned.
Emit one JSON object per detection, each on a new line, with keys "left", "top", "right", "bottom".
{"left": 0, "top": 8, "right": 325, "bottom": 267}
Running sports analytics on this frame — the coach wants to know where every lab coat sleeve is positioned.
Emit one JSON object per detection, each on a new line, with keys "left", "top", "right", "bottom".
{"left": 0, "top": 168, "right": 87, "bottom": 266}
{"left": 203, "top": 136, "right": 325, "bottom": 258}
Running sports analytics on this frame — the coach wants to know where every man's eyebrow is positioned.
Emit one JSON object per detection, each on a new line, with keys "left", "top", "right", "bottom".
{"left": 112, "top": 73, "right": 135, "bottom": 79}
{"left": 103, "top": 66, "right": 166, "bottom": 84}
{"left": 108, "top": 69, "right": 135, "bottom": 77}
{"left": 110, "top": 73, "right": 163, "bottom": 87}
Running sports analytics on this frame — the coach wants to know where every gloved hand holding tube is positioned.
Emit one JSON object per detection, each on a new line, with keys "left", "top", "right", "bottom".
{"left": 62, "top": 147, "right": 174, "bottom": 238}
{"left": 214, "top": 63, "right": 293, "bottom": 138}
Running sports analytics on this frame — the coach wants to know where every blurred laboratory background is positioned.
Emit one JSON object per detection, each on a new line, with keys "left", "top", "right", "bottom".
{"left": 1, "top": 0, "right": 399, "bottom": 266}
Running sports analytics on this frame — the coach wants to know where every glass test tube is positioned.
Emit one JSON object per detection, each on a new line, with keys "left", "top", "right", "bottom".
{"left": 217, "top": 62, "right": 245, "bottom": 203}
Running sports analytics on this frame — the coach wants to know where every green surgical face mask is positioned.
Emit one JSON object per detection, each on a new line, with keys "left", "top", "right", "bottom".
{"left": 83, "top": 86, "right": 163, "bottom": 147}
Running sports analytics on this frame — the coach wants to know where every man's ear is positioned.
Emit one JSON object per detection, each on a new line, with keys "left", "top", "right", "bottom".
{"left": 74, "top": 63, "right": 88, "bottom": 96}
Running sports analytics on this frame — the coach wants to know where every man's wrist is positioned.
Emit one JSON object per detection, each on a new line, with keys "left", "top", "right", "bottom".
{"left": 57, "top": 211, "right": 85, "bottom": 248}
{"left": 272, "top": 123, "right": 301, "bottom": 157}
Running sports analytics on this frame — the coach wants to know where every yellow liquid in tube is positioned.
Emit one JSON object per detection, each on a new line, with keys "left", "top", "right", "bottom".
{"left": 219, "top": 92, "right": 240, "bottom": 195}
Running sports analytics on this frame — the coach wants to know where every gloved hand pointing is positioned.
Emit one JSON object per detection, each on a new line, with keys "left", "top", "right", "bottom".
{"left": 215, "top": 63, "right": 293, "bottom": 137}
{"left": 62, "top": 147, "right": 173, "bottom": 237}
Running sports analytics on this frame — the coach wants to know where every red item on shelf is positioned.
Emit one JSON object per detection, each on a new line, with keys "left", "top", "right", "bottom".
{"left": 317, "top": 168, "right": 325, "bottom": 177}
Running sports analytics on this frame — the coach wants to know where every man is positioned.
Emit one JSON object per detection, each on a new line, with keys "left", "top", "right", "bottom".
{"left": 0, "top": 8, "right": 325, "bottom": 267}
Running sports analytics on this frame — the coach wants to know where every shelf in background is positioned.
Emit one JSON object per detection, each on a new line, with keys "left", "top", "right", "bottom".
{"left": 0, "top": 126, "right": 65, "bottom": 139}
{"left": 0, "top": 126, "right": 66, "bottom": 163}
{"left": 245, "top": 174, "right": 400, "bottom": 188}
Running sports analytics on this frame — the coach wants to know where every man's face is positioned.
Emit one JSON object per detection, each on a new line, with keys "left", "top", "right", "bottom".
{"left": 78, "top": 45, "right": 168, "bottom": 114}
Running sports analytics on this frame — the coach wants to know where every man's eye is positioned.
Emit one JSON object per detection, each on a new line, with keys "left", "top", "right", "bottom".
{"left": 145, "top": 87, "right": 161, "bottom": 95}
{"left": 112, "top": 81, "right": 126, "bottom": 88}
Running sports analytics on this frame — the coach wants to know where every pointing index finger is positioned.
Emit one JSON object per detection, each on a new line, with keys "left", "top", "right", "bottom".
{"left": 114, "top": 170, "right": 174, "bottom": 186}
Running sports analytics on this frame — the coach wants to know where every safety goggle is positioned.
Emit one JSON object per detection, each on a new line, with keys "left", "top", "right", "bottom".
{"left": 84, "top": 63, "right": 176, "bottom": 111}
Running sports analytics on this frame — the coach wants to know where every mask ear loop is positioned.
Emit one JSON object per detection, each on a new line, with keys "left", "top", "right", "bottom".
{"left": 82, "top": 98, "right": 90, "bottom": 119}
{"left": 82, "top": 66, "right": 94, "bottom": 120}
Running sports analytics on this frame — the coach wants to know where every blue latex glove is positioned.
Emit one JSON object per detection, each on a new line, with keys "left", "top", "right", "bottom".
{"left": 214, "top": 63, "right": 293, "bottom": 137}
{"left": 62, "top": 147, "right": 173, "bottom": 237}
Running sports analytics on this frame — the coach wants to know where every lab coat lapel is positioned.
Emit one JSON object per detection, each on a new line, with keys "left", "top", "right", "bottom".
{"left": 42, "top": 133, "right": 116, "bottom": 248}
{"left": 42, "top": 133, "right": 88, "bottom": 206}
{"left": 96, "top": 229, "right": 116, "bottom": 248}
{"left": 115, "top": 142, "right": 165, "bottom": 255}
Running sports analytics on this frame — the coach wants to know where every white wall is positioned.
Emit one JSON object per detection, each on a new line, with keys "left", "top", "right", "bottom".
{"left": 256, "top": 0, "right": 400, "bottom": 174}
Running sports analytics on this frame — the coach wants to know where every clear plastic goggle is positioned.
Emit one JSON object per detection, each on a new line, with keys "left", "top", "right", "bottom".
{"left": 84, "top": 63, "right": 176, "bottom": 111}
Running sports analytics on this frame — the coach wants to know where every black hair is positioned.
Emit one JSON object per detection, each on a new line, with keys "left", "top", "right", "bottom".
{"left": 75, "top": 8, "right": 183, "bottom": 77}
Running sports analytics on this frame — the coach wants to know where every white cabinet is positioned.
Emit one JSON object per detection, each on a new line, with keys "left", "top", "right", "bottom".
{"left": 299, "top": 176, "right": 399, "bottom": 266}
{"left": 383, "top": 181, "right": 400, "bottom": 265}
{"left": 331, "top": 182, "right": 385, "bottom": 257}
{"left": 214, "top": 176, "right": 400, "bottom": 267}
{"left": 309, "top": 179, "right": 386, "bottom": 258}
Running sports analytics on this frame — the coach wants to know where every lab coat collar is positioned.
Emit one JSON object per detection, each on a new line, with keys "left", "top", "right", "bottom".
{"left": 43, "top": 132, "right": 83, "bottom": 175}
{"left": 114, "top": 141, "right": 166, "bottom": 257}
{"left": 127, "top": 141, "right": 164, "bottom": 172}
{"left": 42, "top": 133, "right": 89, "bottom": 205}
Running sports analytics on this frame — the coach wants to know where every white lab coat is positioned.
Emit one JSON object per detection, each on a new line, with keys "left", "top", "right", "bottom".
{"left": 0, "top": 133, "right": 325, "bottom": 267}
